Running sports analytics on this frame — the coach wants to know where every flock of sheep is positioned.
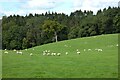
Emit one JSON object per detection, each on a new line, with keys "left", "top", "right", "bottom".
{"left": 3, "top": 44, "right": 119, "bottom": 56}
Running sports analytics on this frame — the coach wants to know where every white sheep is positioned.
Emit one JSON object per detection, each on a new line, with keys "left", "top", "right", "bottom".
{"left": 84, "top": 49, "right": 86, "bottom": 51}
{"left": 43, "top": 52, "right": 46, "bottom": 55}
{"left": 77, "top": 51, "right": 80, "bottom": 54}
{"left": 88, "top": 49, "right": 91, "bottom": 51}
{"left": 16, "top": 51, "right": 22, "bottom": 54}
{"left": 25, "top": 49, "right": 27, "bottom": 51}
{"left": 4, "top": 51, "right": 8, "bottom": 54}
{"left": 65, "top": 52, "right": 68, "bottom": 55}
{"left": 45, "top": 50, "right": 48, "bottom": 52}
{"left": 57, "top": 53, "right": 61, "bottom": 56}
{"left": 19, "top": 51, "right": 23, "bottom": 55}
{"left": 98, "top": 49, "right": 102, "bottom": 52}
{"left": 53, "top": 53, "right": 56, "bottom": 56}
{"left": 47, "top": 53, "right": 50, "bottom": 56}
{"left": 5, "top": 49, "right": 7, "bottom": 50}
{"left": 48, "top": 50, "right": 50, "bottom": 52}
{"left": 30, "top": 53, "right": 33, "bottom": 56}
{"left": 51, "top": 53, "right": 54, "bottom": 56}
{"left": 13, "top": 49, "right": 16, "bottom": 51}
{"left": 76, "top": 49, "right": 79, "bottom": 52}
{"left": 116, "top": 44, "right": 118, "bottom": 47}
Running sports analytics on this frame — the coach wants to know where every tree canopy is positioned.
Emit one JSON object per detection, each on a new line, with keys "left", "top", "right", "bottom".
{"left": 2, "top": 6, "right": 120, "bottom": 50}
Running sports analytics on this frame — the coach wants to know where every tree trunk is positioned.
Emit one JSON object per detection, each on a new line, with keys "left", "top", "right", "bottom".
{"left": 55, "top": 31, "right": 58, "bottom": 42}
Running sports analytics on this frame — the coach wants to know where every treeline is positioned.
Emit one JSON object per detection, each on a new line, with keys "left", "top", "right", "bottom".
{"left": 2, "top": 6, "right": 120, "bottom": 50}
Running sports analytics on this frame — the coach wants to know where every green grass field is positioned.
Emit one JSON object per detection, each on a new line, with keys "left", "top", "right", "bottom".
{"left": 2, "top": 34, "right": 118, "bottom": 78}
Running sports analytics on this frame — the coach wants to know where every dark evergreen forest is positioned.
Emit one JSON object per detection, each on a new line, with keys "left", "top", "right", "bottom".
{"left": 2, "top": 6, "right": 120, "bottom": 50}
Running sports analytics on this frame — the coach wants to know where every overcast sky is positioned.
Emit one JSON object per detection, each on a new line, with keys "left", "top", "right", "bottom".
{"left": 0, "top": 0, "right": 119, "bottom": 19}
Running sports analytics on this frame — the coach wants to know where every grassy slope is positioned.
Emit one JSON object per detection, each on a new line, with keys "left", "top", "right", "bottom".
{"left": 2, "top": 34, "right": 118, "bottom": 78}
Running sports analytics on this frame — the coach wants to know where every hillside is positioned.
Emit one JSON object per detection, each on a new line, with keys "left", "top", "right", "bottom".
{"left": 2, "top": 34, "right": 118, "bottom": 78}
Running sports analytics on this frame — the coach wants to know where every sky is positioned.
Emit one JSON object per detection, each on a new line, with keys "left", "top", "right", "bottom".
{"left": 0, "top": 0, "right": 120, "bottom": 19}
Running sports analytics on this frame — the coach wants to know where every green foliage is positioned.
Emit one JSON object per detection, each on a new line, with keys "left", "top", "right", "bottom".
{"left": 2, "top": 7, "right": 120, "bottom": 50}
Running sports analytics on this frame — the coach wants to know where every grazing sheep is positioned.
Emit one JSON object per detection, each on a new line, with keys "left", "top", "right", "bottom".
{"left": 42, "top": 51, "right": 46, "bottom": 55}
{"left": 48, "top": 50, "right": 50, "bottom": 52}
{"left": 47, "top": 53, "right": 50, "bottom": 56}
{"left": 50, "top": 52, "right": 56, "bottom": 56}
{"left": 25, "top": 49, "right": 27, "bottom": 51}
{"left": 57, "top": 53, "right": 61, "bottom": 56}
{"left": 16, "top": 51, "right": 19, "bottom": 54}
{"left": 13, "top": 49, "right": 16, "bottom": 51}
{"left": 16, "top": 51, "right": 23, "bottom": 54}
{"left": 5, "top": 49, "right": 7, "bottom": 50}
{"left": 77, "top": 51, "right": 80, "bottom": 54}
{"left": 45, "top": 50, "right": 48, "bottom": 52}
{"left": 84, "top": 49, "right": 86, "bottom": 51}
{"left": 76, "top": 49, "right": 79, "bottom": 52}
{"left": 54, "top": 53, "right": 56, "bottom": 56}
{"left": 88, "top": 49, "right": 91, "bottom": 51}
{"left": 116, "top": 44, "right": 118, "bottom": 46}
{"left": 65, "top": 52, "right": 68, "bottom": 55}
{"left": 4, "top": 51, "right": 8, "bottom": 54}
{"left": 97, "top": 49, "right": 103, "bottom": 52}
{"left": 19, "top": 51, "right": 23, "bottom": 55}
{"left": 30, "top": 53, "right": 33, "bottom": 56}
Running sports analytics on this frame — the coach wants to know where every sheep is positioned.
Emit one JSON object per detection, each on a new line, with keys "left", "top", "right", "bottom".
{"left": 45, "top": 50, "right": 48, "bottom": 52}
{"left": 25, "top": 49, "right": 27, "bottom": 51}
{"left": 5, "top": 49, "right": 7, "bottom": 50}
{"left": 19, "top": 51, "right": 23, "bottom": 54}
{"left": 50, "top": 52, "right": 56, "bottom": 56}
{"left": 98, "top": 49, "right": 102, "bottom": 52}
{"left": 30, "top": 53, "right": 33, "bottom": 56}
{"left": 84, "top": 49, "right": 86, "bottom": 51}
{"left": 16, "top": 51, "right": 23, "bottom": 55}
{"left": 4, "top": 51, "right": 8, "bottom": 54}
{"left": 43, "top": 51, "right": 46, "bottom": 55}
{"left": 57, "top": 53, "right": 61, "bottom": 56}
{"left": 76, "top": 49, "right": 79, "bottom": 52}
{"left": 116, "top": 44, "right": 118, "bottom": 47}
{"left": 47, "top": 53, "right": 50, "bottom": 56}
{"left": 16, "top": 51, "right": 19, "bottom": 54}
{"left": 13, "top": 49, "right": 16, "bottom": 51}
{"left": 77, "top": 51, "right": 80, "bottom": 54}
{"left": 65, "top": 52, "right": 68, "bottom": 55}
{"left": 88, "top": 49, "right": 91, "bottom": 51}
{"left": 52, "top": 53, "right": 56, "bottom": 56}
{"left": 48, "top": 50, "right": 50, "bottom": 52}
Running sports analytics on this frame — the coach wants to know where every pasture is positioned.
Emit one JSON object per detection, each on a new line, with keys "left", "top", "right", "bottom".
{"left": 2, "top": 34, "right": 118, "bottom": 78}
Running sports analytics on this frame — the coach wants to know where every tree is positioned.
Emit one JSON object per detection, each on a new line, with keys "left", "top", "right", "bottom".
{"left": 42, "top": 20, "right": 63, "bottom": 42}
